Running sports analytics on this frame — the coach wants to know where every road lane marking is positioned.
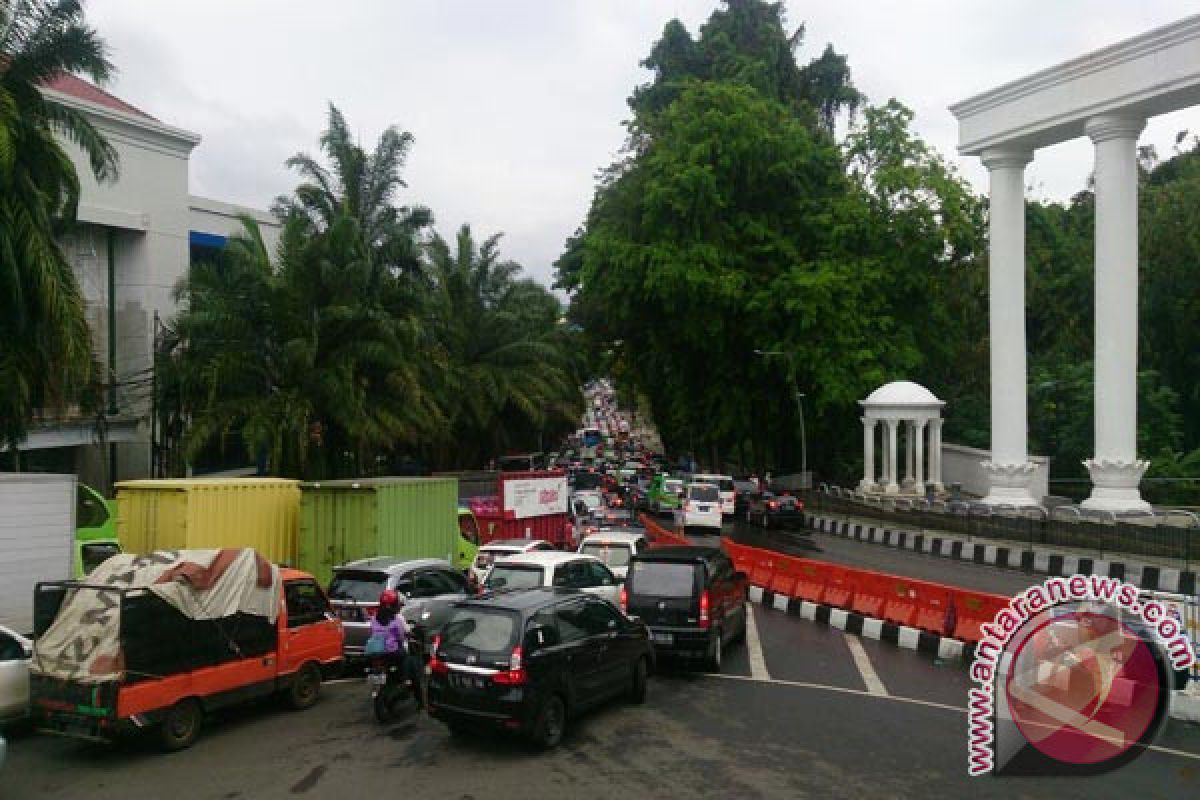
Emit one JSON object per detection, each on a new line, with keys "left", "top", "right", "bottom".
{"left": 704, "top": 673, "right": 1200, "bottom": 763}
{"left": 744, "top": 602, "right": 771, "bottom": 681}
{"left": 843, "top": 633, "right": 888, "bottom": 696}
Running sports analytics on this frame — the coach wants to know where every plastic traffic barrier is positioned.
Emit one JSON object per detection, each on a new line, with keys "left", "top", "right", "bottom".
{"left": 912, "top": 582, "right": 958, "bottom": 636}
{"left": 881, "top": 576, "right": 920, "bottom": 627}
{"left": 850, "top": 570, "right": 888, "bottom": 619}
{"left": 749, "top": 552, "right": 777, "bottom": 587}
{"left": 721, "top": 540, "right": 755, "bottom": 575}
{"left": 768, "top": 555, "right": 800, "bottom": 597}
{"left": 793, "top": 561, "right": 826, "bottom": 604}
{"left": 952, "top": 593, "right": 1009, "bottom": 643}
{"left": 822, "top": 564, "right": 857, "bottom": 610}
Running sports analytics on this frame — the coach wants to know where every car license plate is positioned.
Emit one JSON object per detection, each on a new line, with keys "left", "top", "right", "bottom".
{"left": 368, "top": 672, "right": 387, "bottom": 687}
{"left": 452, "top": 673, "right": 486, "bottom": 690}
{"left": 651, "top": 632, "right": 674, "bottom": 645}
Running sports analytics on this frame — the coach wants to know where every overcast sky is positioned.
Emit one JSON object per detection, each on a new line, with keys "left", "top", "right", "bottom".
{"left": 87, "top": 0, "right": 1200, "bottom": 287}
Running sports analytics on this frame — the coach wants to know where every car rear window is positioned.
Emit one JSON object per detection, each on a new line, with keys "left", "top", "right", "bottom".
{"left": 580, "top": 543, "right": 633, "bottom": 568}
{"left": 664, "top": 480, "right": 683, "bottom": 492}
{"left": 475, "top": 548, "right": 519, "bottom": 569}
{"left": 689, "top": 485, "right": 719, "bottom": 502}
{"left": 628, "top": 561, "right": 699, "bottom": 598}
{"left": 484, "top": 564, "right": 545, "bottom": 590}
{"left": 327, "top": 570, "right": 387, "bottom": 603}
{"left": 718, "top": 479, "right": 735, "bottom": 492}
{"left": 441, "top": 608, "right": 519, "bottom": 655}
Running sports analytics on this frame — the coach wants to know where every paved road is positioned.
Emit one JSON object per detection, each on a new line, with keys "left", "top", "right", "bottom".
{"left": 730, "top": 521, "right": 1040, "bottom": 597}
{"left": 8, "top": 599, "right": 1200, "bottom": 799}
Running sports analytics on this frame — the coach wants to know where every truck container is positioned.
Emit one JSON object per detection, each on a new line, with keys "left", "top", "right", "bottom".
{"left": 432, "top": 470, "right": 500, "bottom": 502}
{"left": 115, "top": 479, "right": 300, "bottom": 565}
{"left": 298, "top": 477, "right": 476, "bottom": 587}
{"left": 0, "top": 474, "right": 76, "bottom": 634}
{"left": 468, "top": 470, "right": 574, "bottom": 548}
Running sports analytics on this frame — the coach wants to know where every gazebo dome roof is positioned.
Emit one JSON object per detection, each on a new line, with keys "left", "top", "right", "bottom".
{"left": 862, "top": 380, "right": 943, "bottom": 407}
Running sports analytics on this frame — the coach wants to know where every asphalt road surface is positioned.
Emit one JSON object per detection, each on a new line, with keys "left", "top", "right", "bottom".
{"left": 8, "top": 598, "right": 1200, "bottom": 800}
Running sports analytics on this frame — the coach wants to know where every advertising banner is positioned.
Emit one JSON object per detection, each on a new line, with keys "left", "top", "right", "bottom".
{"left": 503, "top": 475, "right": 568, "bottom": 519}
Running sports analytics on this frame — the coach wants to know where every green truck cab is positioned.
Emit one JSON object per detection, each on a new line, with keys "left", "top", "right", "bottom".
{"left": 647, "top": 474, "right": 685, "bottom": 513}
{"left": 74, "top": 484, "right": 122, "bottom": 577}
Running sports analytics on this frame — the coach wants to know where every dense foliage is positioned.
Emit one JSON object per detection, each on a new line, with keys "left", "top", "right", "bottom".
{"left": 0, "top": 0, "right": 116, "bottom": 450}
{"left": 160, "top": 105, "right": 583, "bottom": 479}
{"left": 559, "top": 0, "right": 1200, "bottom": 502}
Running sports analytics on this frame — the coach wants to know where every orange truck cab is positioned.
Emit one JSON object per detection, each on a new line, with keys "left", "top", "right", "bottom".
{"left": 29, "top": 556, "right": 343, "bottom": 751}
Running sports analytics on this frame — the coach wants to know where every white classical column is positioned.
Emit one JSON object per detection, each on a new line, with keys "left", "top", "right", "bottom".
{"left": 914, "top": 419, "right": 926, "bottom": 496}
{"left": 1083, "top": 114, "right": 1151, "bottom": 512}
{"left": 903, "top": 421, "right": 915, "bottom": 489}
{"left": 860, "top": 417, "right": 877, "bottom": 492}
{"left": 884, "top": 419, "right": 900, "bottom": 494}
{"left": 929, "top": 417, "right": 944, "bottom": 492}
{"left": 980, "top": 146, "right": 1038, "bottom": 506}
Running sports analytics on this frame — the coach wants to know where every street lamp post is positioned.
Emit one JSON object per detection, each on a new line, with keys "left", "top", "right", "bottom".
{"left": 754, "top": 349, "right": 808, "bottom": 487}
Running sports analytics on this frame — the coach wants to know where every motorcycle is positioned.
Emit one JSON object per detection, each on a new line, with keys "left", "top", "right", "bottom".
{"left": 366, "top": 632, "right": 423, "bottom": 723}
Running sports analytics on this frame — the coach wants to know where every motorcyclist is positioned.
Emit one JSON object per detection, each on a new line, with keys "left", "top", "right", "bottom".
{"left": 368, "top": 590, "right": 425, "bottom": 711}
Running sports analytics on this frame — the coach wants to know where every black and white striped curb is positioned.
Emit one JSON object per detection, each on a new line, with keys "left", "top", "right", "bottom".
{"left": 807, "top": 513, "right": 1198, "bottom": 595}
{"left": 747, "top": 583, "right": 971, "bottom": 661}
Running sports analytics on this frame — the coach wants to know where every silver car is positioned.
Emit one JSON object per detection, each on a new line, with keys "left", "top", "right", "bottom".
{"left": 0, "top": 625, "right": 30, "bottom": 724}
{"left": 327, "top": 558, "right": 468, "bottom": 657}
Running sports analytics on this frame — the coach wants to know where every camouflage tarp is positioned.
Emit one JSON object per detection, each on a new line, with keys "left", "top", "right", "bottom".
{"left": 31, "top": 548, "right": 278, "bottom": 683}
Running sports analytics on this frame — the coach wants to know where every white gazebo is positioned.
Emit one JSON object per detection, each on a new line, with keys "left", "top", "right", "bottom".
{"left": 949, "top": 15, "right": 1200, "bottom": 511}
{"left": 859, "top": 381, "right": 945, "bottom": 496}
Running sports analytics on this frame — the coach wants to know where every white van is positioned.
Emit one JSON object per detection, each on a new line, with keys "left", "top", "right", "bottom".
{"left": 692, "top": 473, "right": 736, "bottom": 516}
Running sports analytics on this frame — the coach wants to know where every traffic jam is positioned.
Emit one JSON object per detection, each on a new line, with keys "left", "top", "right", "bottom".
{"left": 5, "top": 383, "right": 1199, "bottom": 798}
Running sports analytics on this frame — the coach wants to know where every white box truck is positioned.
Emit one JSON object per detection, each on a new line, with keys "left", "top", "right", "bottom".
{"left": 0, "top": 474, "right": 75, "bottom": 635}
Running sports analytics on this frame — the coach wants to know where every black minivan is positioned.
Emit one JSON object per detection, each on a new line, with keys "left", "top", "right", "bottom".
{"left": 624, "top": 546, "right": 749, "bottom": 671}
{"left": 427, "top": 588, "right": 653, "bottom": 748}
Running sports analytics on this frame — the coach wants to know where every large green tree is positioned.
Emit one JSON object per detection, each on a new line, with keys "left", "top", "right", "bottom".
{"left": 0, "top": 0, "right": 117, "bottom": 449}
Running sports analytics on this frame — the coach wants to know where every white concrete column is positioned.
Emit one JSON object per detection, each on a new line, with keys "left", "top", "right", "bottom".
{"left": 930, "top": 418, "right": 944, "bottom": 492}
{"left": 884, "top": 419, "right": 899, "bottom": 494}
{"left": 980, "top": 146, "right": 1039, "bottom": 506}
{"left": 1083, "top": 113, "right": 1150, "bottom": 512}
{"left": 914, "top": 419, "right": 926, "bottom": 495}
{"left": 903, "top": 421, "right": 915, "bottom": 488}
{"left": 860, "top": 417, "right": 877, "bottom": 492}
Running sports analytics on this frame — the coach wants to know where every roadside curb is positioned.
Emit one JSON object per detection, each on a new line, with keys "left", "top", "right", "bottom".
{"left": 806, "top": 513, "right": 1198, "bottom": 595}
{"left": 746, "top": 584, "right": 972, "bottom": 662}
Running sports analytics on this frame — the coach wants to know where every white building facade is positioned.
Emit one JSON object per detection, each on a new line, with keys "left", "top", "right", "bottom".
{"left": 6, "top": 76, "right": 280, "bottom": 491}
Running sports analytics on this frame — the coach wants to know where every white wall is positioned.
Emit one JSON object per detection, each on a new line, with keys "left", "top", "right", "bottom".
{"left": 941, "top": 442, "right": 1050, "bottom": 503}
{"left": 189, "top": 195, "right": 282, "bottom": 257}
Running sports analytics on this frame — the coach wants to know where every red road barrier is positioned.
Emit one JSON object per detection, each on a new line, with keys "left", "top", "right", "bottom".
{"left": 718, "top": 537, "right": 1008, "bottom": 644}
{"left": 880, "top": 576, "right": 920, "bottom": 627}
{"left": 639, "top": 513, "right": 690, "bottom": 547}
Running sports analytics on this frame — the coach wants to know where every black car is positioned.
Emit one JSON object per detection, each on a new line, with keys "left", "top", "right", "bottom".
{"left": 745, "top": 491, "right": 805, "bottom": 529}
{"left": 427, "top": 588, "right": 653, "bottom": 748}
{"left": 624, "top": 546, "right": 748, "bottom": 671}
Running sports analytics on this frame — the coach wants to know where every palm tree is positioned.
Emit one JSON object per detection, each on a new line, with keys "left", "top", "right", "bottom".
{"left": 426, "top": 224, "right": 581, "bottom": 467}
{"left": 0, "top": 0, "right": 118, "bottom": 449}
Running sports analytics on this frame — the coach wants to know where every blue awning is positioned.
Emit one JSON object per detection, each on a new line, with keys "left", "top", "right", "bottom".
{"left": 189, "top": 231, "right": 227, "bottom": 249}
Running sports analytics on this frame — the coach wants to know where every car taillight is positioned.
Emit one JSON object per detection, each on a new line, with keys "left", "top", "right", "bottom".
{"left": 429, "top": 634, "right": 449, "bottom": 675}
{"left": 768, "top": 500, "right": 779, "bottom": 510}
{"left": 699, "top": 590, "right": 711, "bottom": 629}
{"left": 619, "top": 584, "right": 628, "bottom": 612}
{"left": 492, "top": 646, "right": 527, "bottom": 686}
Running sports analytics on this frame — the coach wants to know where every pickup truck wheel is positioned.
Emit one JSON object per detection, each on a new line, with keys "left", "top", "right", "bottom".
{"left": 629, "top": 657, "right": 648, "bottom": 704}
{"left": 287, "top": 663, "right": 322, "bottom": 710}
{"left": 159, "top": 698, "right": 202, "bottom": 752}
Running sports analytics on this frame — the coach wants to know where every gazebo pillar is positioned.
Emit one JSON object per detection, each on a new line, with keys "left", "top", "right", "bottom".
{"left": 860, "top": 417, "right": 877, "bottom": 492}
{"left": 980, "top": 146, "right": 1039, "bottom": 507}
{"left": 914, "top": 419, "right": 926, "bottom": 495}
{"left": 884, "top": 419, "right": 900, "bottom": 494}
{"left": 929, "top": 418, "right": 944, "bottom": 492}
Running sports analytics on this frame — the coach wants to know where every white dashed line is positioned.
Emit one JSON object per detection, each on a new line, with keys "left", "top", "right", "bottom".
{"left": 744, "top": 603, "right": 771, "bottom": 681}
{"left": 843, "top": 632, "right": 888, "bottom": 696}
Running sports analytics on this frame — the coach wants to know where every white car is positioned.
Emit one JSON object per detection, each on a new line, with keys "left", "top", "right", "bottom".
{"left": 484, "top": 551, "right": 622, "bottom": 606}
{"left": 469, "top": 538, "right": 556, "bottom": 586}
{"left": 681, "top": 482, "right": 723, "bottom": 532}
{"left": 0, "top": 624, "right": 31, "bottom": 724}
{"left": 577, "top": 531, "right": 650, "bottom": 580}
{"left": 693, "top": 473, "right": 737, "bottom": 516}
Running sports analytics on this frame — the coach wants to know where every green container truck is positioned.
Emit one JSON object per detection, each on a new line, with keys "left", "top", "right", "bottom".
{"left": 298, "top": 477, "right": 479, "bottom": 587}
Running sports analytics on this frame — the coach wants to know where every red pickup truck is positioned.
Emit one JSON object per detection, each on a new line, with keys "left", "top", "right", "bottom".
{"left": 30, "top": 551, "right": 343, "bottom": 751}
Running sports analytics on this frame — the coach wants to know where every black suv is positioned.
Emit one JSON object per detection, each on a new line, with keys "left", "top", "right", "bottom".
{"left": 745, "top": 491, "right": 804, "bottom": 529}
{"left": 625, "top": 546, "right": 748, "bottom": 671}
{"left": 427, "top": 588, "right": 653, "bottom": 748}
